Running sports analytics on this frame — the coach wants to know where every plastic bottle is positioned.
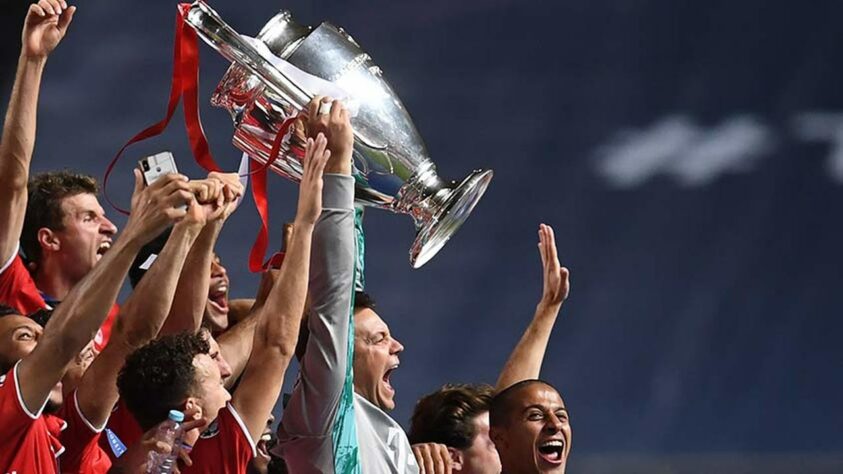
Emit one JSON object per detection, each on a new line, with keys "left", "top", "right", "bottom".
{"left": 146, "top": 410, "right": 185, "bottom": 474}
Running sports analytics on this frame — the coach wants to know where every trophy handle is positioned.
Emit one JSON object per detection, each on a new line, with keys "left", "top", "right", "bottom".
{"left": 185, "top": 1, "right": 387, "bottom": 151}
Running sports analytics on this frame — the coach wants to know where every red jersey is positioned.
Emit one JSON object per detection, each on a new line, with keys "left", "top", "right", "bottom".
{"left": 0, "top": 250, "right": 118, "bottom": 352}
{"left": 182, "top": 404, "right": 256, "bottom": 474}
{"left": 58, "top": 391, "right": 111, "bottom": 474}
{"left": 99, "top": 400, "right": 143, "bottom": 463}
{"left": 0, "top": 363, "right": 66, "bottom": 474}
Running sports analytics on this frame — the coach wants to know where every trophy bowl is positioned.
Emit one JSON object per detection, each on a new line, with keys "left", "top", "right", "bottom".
{"left": 186, "top": 1, "right": 493, "bottom": 267}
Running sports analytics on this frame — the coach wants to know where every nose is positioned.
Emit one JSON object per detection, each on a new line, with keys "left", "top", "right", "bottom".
{"left": 545, "top": 413, "right": 564, "bottom": 433}
{"left": 100, "top": 216, "right": 118, "bottom": 236}
{"left": 211, "top": 260, "right": 227, "bottom": 278}
{"left": 390, "top": 337, "right": 404, "bottom": 355}
{"left": 218, "top": 357, "right": 233, "bottom": 380}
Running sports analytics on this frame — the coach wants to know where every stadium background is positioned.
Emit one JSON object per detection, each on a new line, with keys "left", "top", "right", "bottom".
{"left": 2, "top": 1, "right": 842, "bottom": 471}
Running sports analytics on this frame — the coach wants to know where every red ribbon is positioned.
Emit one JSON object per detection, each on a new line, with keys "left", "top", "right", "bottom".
{"left": 106, "top": 3, "right": 297, "bottom": 273}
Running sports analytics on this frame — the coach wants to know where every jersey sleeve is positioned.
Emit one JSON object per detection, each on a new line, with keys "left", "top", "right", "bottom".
{"left": 58, "top": 390, "right": 111, "bottom": 473}
{"left": 280, "top": 174, "right": 357, "bottom": 437}
{"left": 0, "top": 363, "right": 45, "bottom": 445}
{"left": 0, "top": 247, "right": 47, "bottom": 315}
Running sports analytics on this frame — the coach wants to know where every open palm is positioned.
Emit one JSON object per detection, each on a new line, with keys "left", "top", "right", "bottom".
{"left": 538, "top": 223, "right": 570, "bottom": 306}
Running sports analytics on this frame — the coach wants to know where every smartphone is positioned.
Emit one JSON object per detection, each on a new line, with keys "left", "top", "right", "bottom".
{"left": 139, "top": 151, "right": 179, "bottom": 185}
{"left": 138, "top": 151, "right": 187, "bottom": 210}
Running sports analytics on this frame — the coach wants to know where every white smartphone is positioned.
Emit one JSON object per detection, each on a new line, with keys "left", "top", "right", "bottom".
{"left": 139, "top": 151, "right": 179, "bottom": 185}
{"left": 138, "top": 151, "right": 187, "bottom": 211}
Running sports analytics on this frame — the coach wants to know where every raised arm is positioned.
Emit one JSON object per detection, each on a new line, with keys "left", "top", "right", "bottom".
{"left": 0, "top": 0, "right": 74, "bottom": 264}
{"left": 76, "top": 193, "right": 206, "bottom": 428}
{"left": 16, "top": 170, "right": 190, "bottom": 413}
{"left": 233, "top": 133, "right": 330, "bottom": 441}
{"left": 496, "top": 224, "right": 570, "bottom": 391}
{"left": 217, "top": 223, "right": 293, "bottom": 386}
{"left": 279, "top": 98, "right": 355, "bottom": 437}
{"left": 161, "top": 172, "right": 243, "bottom": 334}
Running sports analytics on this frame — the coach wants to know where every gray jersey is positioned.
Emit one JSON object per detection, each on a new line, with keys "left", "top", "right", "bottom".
{"left": 274, "top": 174, "right": 418, "bottom": 474}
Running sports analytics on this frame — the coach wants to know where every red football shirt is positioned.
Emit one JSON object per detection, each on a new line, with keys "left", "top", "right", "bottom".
{"left": 58, "top": 390, "right": 111, "bottom": 474}
{"left": 0, "top": 250, "right": 118, "bottom": 352}
{"left": 99, "top": 400, "right": 143, "bottom": 463}
{"left": 0, "top": 363, "right": 66, "bottom": 474}
{"left": 182, "top": 404, "right": 256, "bottom": 474}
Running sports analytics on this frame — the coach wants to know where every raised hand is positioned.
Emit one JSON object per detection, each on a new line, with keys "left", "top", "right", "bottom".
{"left": 23, "top": 0, "right": 75, "bottom": 59}
{"left": 122, "top": 169, "right": 192, "bottom": 246}
{"left": 174, "top": 194, "right": 207, "bottom": 233}
{"left": 538, "top": 223, "right": 570, "bottom": 307}
{"left": 306, "top": 96, "right": 353, "bottom": 175}
{"left": 207, "top": 171, "right": 244, "bottom": 221}
{"left": 295, "top": 133, "right": 331, "bottom": 226}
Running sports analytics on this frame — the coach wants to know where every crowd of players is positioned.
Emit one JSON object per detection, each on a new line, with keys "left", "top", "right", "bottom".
{"left": 0, "top": 2, "right": 572, "bottom": 473}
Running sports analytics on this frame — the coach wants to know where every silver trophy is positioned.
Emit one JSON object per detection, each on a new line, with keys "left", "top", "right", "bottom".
{"left": 184, "top": 1, "right": 492, "bottom": 268}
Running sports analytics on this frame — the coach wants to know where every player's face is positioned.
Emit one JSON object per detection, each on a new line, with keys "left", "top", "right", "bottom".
{"left": 493, "top": 384, "right": 571, "bottom": 474}
{"left": 459, "top": 412, "right": 501, "bottom": 474}
{"left": 203, "top": 254, "right": 230, "bottom": 332}
{"left": 191, "top": 353, "right": 231, "bottom": 424}
{"left": 206, "top": 334, "right": 232, "bottom": 381}
{"left": 53, "top": 193, "right": 117, "bottom": 281}
{"left": 0, "top": 315, "right": 64, "bottom": 411}
{"left": 352, "top": 308, "right": 403, "bottom": 411}
{"left": 0, "top": 315, "right": 42, "bottom": 371}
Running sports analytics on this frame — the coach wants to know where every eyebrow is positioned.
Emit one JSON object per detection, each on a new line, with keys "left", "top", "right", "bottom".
{"left": 13, "top": 325, "right": 38, "bottom": 333}
{"left": 523, "top": 405, "right": 568, "bottom": 412}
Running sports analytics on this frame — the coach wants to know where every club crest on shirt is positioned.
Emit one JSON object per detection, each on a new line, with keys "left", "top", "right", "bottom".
{"left": 200, "top": 419, "right": 220, "bottom": 439}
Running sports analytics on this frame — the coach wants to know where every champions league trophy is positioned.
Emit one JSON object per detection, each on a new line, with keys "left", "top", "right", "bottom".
{"left": 184, "top": 1, "right": 493, "bottom": 268}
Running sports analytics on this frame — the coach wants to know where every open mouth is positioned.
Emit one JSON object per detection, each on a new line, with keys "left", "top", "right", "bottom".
{"left": 382, "top": 364, "right": 399, "bottom": 393}
{"left": 256, "top": 433, "right": 272, "bottom": 460}
{"left": 537, "top": 439, "right": 565, "bottom": 465}
{"left": 96, "top": 241, "right": 112, "bottom": 257}
{"left": 208, "top": 283, "right": 229, "bottom": 313}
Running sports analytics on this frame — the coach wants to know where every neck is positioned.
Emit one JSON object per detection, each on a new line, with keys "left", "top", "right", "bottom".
{"left": 34, "top": 256, "right": 79, "bottom": 301}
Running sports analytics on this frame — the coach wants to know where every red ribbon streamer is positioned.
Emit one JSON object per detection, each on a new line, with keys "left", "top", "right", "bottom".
{"left": 106, "top": 3, "right": 297, "bottom": 272}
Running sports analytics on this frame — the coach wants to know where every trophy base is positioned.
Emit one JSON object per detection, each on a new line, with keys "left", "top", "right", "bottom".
{"left": 410, "top": 169, "right": 494, "bottom": 268}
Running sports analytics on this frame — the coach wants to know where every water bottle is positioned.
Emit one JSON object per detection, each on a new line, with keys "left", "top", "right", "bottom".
{"left": 146, "top": 410, "right": 185, "bottom": 474}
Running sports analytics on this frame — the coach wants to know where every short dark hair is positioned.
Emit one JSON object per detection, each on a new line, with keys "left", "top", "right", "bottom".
{"left": 408, "top": 384, "right": 495, "bottom": 449}
{"left": 489, "top": 379, "right": 558, "bottom": 428}
{"left": 21, "top": 171, "right": 99, "bottom": 265}
{"left": 117, "top": 332, "right": 210, "bottom": 431}
{"left": 0, "top": 305, "right": 21, "bottom": 318}
{"left": 354, "top": 291, "right": 376, "bottom": 312}
{"left": 28, "top": 308, "right": 54, "bottom": 328}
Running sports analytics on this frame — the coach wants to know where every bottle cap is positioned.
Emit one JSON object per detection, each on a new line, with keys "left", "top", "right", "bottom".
{"left": 168, "top": 410, "right": 185, "bottom": 423}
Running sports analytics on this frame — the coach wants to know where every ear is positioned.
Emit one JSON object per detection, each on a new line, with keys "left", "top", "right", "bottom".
{"left": 184, "top": 397, "right": 204, "bottom": 421}
{"left": 447, "top": 447, "right": 464, "bottom": 471}
{"left": 37, "top": 228, "right": 61, "bottom": 253}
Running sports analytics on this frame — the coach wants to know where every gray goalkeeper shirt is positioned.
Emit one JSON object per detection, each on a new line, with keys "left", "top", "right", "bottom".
{"left": 273, "top": 174, "right": 418, "bottom": 474}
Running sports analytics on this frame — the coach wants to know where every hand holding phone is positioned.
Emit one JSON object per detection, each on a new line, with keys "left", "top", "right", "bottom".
{"left": 139, "top": 151, "right": 187, "bottom": 211}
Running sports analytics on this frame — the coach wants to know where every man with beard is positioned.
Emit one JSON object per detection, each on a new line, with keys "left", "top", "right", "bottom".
{"left": 0, "top": 162, "right": 192, "bottom": 473}
{"left": 408, "top": 224, "right": 571, "bottom": 474}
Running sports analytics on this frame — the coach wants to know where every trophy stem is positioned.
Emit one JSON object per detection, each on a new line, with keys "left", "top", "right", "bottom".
{"left": 408, "top": 169, "right": 494, "bottom": 268}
